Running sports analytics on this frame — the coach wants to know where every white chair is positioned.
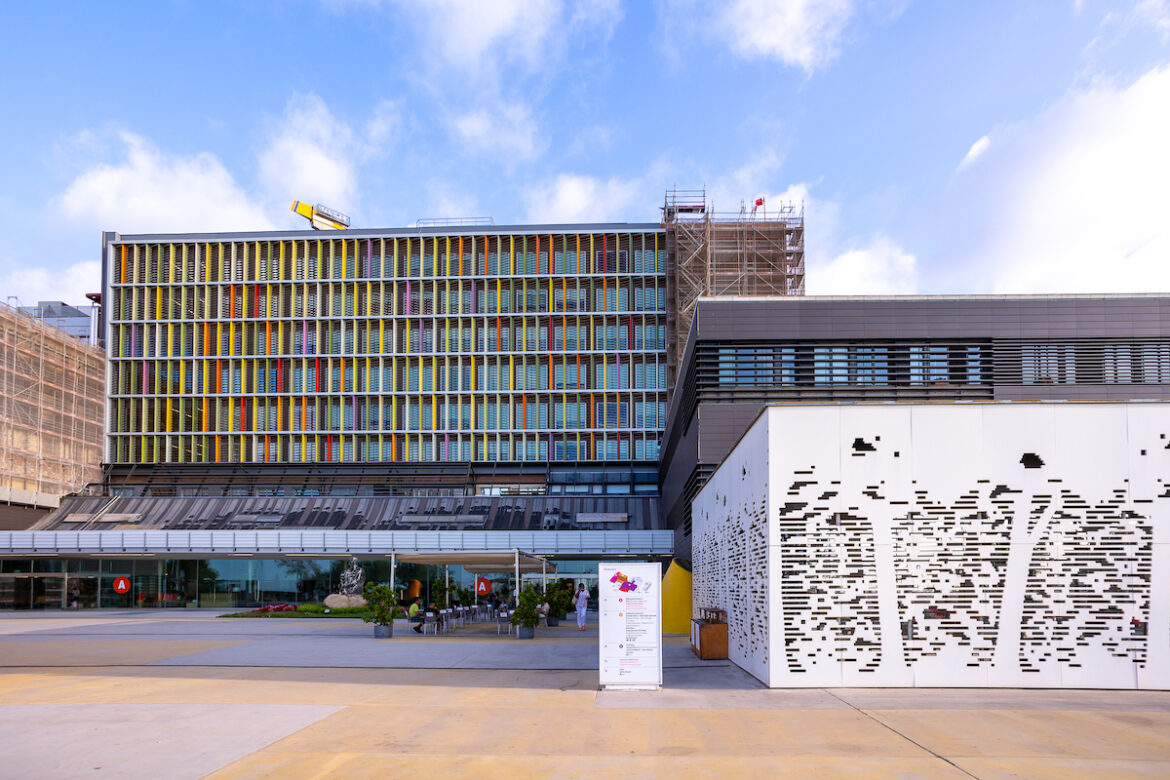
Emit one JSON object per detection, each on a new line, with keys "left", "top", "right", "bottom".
{"left": 497, "top": 609, "right": 512, "bottom": 636}
{"left": 422, "top": 613, "right": 439, "bottom": 635}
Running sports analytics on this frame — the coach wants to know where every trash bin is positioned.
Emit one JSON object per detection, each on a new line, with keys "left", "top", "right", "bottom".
{"left": 690, "top": 607, "right": 728, "bottom": 660}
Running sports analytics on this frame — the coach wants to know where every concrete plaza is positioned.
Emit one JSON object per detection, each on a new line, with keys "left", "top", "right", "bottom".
{"left": 1, "top": 611, "right": 1168, "bottom": 778}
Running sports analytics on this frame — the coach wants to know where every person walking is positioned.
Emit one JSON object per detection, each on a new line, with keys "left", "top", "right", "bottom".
{"left": 574, "top": 583, "right": 589, "bottom": 631}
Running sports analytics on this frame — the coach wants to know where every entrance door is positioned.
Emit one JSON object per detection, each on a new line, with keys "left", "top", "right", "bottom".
{"left": 76, "top": 575, "right": 99, "bottom": 609}
{"left": 0, "top": 575, "right": 66, "bottom": 609}
{"left": 32, "top": 576, "right": 65, "bottom": 609}
{"left": 0, "top": 576, "right": 32, "bottom": 609}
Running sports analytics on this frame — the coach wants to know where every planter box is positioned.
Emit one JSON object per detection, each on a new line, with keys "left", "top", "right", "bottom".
{"left": 690, "top": 619, "right": 726, "bottom": 660}
{"left": 373, "top": 624, "right": 393, "bottom": 639}
{"left": 517, "top": 625, "right": 535, "bottom": 639}
{"left": 547, "top": 615, "right": 560, "bottom": 627}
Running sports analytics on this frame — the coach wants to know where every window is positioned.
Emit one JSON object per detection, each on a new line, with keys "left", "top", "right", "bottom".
{"left": 855, "top": 346, "right": 889, "bottom": 385}
{"left": 1021, "top": 344, "right": 1072, "bottom": 384}
{"left": 908, "top": 345, "right": 948, "bottom": 385}
{"left": 718, "top": 346, "right": 776, "bottom": 386}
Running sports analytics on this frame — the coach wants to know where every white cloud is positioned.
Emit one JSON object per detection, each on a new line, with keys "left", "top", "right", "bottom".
{"left": 958, "top": 135, "right": 990, "bottom": 170}
{"left": 660, "top": 0, "right": 862, "bottom": 72}
{"left": 943, "top": 64, "right": 1170, "bottom": 293}
{"left": 1134, "top": 0, "right": 1170, "bottom": 38}
{"left": 255, "top": 93, "right": 400, "bottom": 224}
{"left": 57, "top": 131, "right": 273, "bottom": 233}
{"left": 389, "top": 0, "right": 619, "bottom": 82}
{"left": 28, "top": 129, "right": 271, "bottom": 305}
{"left": 1, "top": 260, "right": 101, "bottom": 309}
{"left": 714, "top": 0, "right": 856, "bottom": 71}
{"left": 570, "top": 0, "right": 623, "bottom": 36}
{"left": 55, "top": 93, "right": 393, "bottom": 240}
{"left": 453, "top": 101, "right": 544, "bottom": 162}
{"left": 363, "top": 99, "right": 402, "bottom": 150}
{"left": 523, "top": 173, "right": 648, "bottom": 222}
{"left": 10, "top": 91, "right": 401, "bottom": 307}
{"left": 419, "top": 0, "right": 557, "bottom": 74}
{"left": 790, "top": 180, "right": 918, "bottom": 295}
{"left": 810, "top": 237, "right": 918, "bottom": 295}
{"left": 706, "top": 148, "right": 788, "bottom": 213}
{"left": 258, "top": 93, "right": 382, "bottom": 215}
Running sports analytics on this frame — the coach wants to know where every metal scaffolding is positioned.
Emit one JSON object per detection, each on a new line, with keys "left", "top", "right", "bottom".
{"left": 662, "top": 188, "right": 805, "bottom": 385}
{"left": 0, "top": 301, "right": 104, "bottom": 509}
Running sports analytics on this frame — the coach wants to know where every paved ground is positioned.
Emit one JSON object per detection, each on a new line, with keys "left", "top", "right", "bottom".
{"left": 1, "top": 611, "right": 1168, "bottom": 778}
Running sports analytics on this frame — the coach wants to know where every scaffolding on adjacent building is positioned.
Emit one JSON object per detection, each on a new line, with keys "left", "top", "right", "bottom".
{"left": 662, "top": 188, "right": 805, "bottom": 385}
{"left": 0, "top": 301, "right": 104, "bottom": 509}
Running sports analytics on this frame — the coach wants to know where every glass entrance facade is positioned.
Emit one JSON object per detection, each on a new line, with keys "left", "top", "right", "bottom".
{"left": 0, "top": 558, "right": 474, "bottom": 609}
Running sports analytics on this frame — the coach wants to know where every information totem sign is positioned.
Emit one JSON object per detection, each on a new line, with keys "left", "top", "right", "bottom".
{"left": 598, "top": 562, "right": 662, "bottom": 690}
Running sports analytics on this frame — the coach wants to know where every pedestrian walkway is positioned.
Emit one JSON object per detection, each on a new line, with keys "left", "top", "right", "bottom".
{"left": 0, "top": 611, "right": 689, "bottom": 670}
{"left": 1, "top": 612, "right": 1168, "bottom": 778}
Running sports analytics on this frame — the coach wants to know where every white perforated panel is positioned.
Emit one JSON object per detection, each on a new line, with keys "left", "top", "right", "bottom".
{"left": 692, "top": 403, "right": 1170, "bottom": 689}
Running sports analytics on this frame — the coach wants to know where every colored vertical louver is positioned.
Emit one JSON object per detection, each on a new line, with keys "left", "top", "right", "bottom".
{"left": 107, "top": 231, "right": 668, "bottom": 464}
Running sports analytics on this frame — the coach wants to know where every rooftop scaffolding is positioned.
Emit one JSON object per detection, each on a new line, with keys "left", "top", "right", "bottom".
{"left": 0, "top": 301, "right": 105, "bottom": 509}
{"left": 662, "top": 188, "right": 805, "bottom": 387}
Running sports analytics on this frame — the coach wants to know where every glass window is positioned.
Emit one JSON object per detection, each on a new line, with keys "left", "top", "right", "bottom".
{"left": 909, "top": 345, "right": 948, "bottom": 385}
{"left": 855, "top": 346, "right": 889, "bottom": 385}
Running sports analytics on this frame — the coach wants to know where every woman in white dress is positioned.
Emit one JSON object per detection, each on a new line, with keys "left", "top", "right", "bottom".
{"left": 575, "top": 583, "right": 589, "bottom": 630}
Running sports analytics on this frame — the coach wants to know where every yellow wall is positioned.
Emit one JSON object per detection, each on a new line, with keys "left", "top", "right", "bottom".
{"left": 661, "top": 560, "right": 693, "bottom": 634}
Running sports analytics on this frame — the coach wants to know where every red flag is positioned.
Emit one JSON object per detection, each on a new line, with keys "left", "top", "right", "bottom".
{"left": 475, "top": 577, "right": 492, "bottom": 596}
{"left": 754, "top": 197, "right": 765, "bottom": 207}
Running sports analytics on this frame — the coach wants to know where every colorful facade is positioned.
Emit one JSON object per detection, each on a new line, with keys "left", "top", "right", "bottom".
{"left": 104, "top": 226, "right": 668, "bottom": 467}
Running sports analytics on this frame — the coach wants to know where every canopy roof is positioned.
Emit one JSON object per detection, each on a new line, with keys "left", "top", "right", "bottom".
{"left": 394, "top": 551, "right": 554, "bottom": 574}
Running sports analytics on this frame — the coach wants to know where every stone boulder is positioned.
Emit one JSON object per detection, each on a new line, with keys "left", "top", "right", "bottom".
{"left": 324, "top": 594, "right": 368, "bottom": 609}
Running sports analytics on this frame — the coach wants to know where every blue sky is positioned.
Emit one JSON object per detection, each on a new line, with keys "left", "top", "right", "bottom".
{"left": 1, "top": 0, "right": 1168, "bottom": 305}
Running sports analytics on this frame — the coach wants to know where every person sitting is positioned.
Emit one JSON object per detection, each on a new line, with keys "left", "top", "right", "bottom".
{"left": 408, "top": 598, "right": 423, "bottom": 633}
{"left": 424, "top": 601, "right": 442, "bottom": 632}
{"left": 538, "top": 598, "right": 551, "bottom": 625}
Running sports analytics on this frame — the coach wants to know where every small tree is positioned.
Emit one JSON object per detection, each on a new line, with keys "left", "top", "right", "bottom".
{"left": 431, "top": 577, "right": 456, "bottom": 608}
{"left": 548, "top": 585, "right": 573, "bottom": 618}
{"left": 510, "top": 585, "right": 542, "bottom": 629}
{"left": 362, "top": 582, "right": 397, "bottom": 627}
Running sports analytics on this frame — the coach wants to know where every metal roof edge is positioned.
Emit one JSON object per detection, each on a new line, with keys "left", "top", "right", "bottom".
{"left": 111, "top": 223, "right": 667, "bottom": 243}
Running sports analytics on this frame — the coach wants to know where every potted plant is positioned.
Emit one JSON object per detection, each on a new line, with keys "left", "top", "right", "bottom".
{"left": 547, "top": 587, "right": 572, "bottom": 627}
{"left": 556, "top": 582, "right": 574, "bottom": 620}
{"left": 362, "top": 582, "right": 397, "bottom": 638}
{"left": 511, "top": 585, "right": 542, "bottom": 639}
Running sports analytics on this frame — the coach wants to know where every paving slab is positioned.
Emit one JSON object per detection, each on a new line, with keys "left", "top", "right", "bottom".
{"left": 0, "top": 614, "right": 722, "bottom": 671}
{"left": 0, "top": 703, "right": 339, "bottom": 779}
{"left": 832, "top": 687, "right": 1170, "bottom": 712}
{"left": 0, "top": 639, "right": 244, "bottom": 665}
{"left": 2, "top": 613, "right": 1168, "bottom": 779}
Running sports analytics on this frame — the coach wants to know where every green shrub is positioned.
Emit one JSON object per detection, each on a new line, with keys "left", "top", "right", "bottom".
{"left": 511, "top": 585, "right": 542, "bottom": 629}
{"left": 362, "top": 582, "right": 397, "bottom": 627}
{"left": 296, "top": 603, "right": 326, "bottom": 613}
{"left": 548, "top": 587, "right": 573, "bottom": 618}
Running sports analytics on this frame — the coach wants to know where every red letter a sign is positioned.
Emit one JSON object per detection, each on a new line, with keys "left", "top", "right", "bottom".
{"left": 475, "top": 577, "right": 491, "bottom": 596}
